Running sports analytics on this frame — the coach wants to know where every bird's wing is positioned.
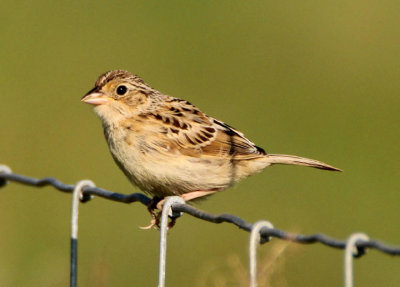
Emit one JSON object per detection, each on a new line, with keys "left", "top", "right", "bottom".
{"left": 140, "top": 98, "right": 266, "bottom": 160}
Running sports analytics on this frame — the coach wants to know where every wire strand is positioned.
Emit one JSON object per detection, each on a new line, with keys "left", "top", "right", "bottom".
{"left": 0, "top": 170, "right": 399, "bottom": 256}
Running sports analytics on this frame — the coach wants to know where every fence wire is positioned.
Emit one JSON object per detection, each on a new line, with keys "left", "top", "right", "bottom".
{"left": 1, "top": 168, "right": 399, "bottom": 256}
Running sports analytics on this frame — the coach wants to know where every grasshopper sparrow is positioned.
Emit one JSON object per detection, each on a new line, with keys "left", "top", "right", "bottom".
{"left": 82, "top": 70, "right": 340, "bottom": 225}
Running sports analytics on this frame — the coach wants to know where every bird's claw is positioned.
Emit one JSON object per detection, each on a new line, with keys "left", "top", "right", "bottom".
{"left": 140, "top": 196, "right": 180, "bottom": 230}
{"left": 139, "top": 217, "right": 159, "bottom": 230}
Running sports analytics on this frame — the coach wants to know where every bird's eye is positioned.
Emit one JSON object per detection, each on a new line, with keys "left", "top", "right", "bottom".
{"left": 116, "top": 85, "right": 128, "bottom": 95}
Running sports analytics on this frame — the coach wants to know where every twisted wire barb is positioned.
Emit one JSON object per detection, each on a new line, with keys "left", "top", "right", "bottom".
{"left": 0, "top": 170, "right": 399, "bottom": 256}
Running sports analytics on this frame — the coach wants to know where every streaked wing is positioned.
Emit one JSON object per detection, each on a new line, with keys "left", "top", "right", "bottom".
{"left": 138, "top": 98, "right": 266, "bottom": 160}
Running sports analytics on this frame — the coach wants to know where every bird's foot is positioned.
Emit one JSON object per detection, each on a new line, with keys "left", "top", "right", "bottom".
{"left": 140, "top": 196, "right": 182, "bottom": 230}
{"left": 139, "top": 196, "right": 163, "bottom": 229}
{"left": 156, "top": 197, "right": 182, "bottom": 229}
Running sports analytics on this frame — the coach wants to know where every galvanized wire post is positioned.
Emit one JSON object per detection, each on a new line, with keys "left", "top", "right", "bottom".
{"left": 70, "top": 180, "right": 95, "bottom": 287}
{"left": 344, "top": 233, "right": 369, "bottom": 287}
{"left": 249, "top": 220, "right": 274, "bottom": 287}
{"left": 0, "top": 165, "right": 12, "bottom": 187}
{"left": 158, "top": 196, "right": 185, "bottom": 287}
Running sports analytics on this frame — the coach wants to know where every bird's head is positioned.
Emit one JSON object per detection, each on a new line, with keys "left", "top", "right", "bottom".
{"left": 81, "top": 70, "right": 156, "bottom": 123}
{"left": 81, "top": 70, "right": 153, "bottom": 106}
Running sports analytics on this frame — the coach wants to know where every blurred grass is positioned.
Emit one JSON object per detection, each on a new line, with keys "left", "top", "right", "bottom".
{"left": 1, "top": 1, "right": 399, "bottom": 286}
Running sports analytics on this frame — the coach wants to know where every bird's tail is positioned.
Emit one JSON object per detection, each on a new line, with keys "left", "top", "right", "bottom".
{"left": 266, "top": 154, "right": 342, "bottom": 171}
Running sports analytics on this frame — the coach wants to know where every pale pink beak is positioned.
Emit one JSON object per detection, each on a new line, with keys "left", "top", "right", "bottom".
{"left": 81, "top": 92, "right": 114, "bottom": 105}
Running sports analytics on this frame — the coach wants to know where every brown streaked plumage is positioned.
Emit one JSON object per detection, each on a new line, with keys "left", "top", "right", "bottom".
{"left": 81, "top": 70, "right": 341, "bottom": 223}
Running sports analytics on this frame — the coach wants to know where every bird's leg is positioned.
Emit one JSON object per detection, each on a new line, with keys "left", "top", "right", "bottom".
{"left": 155, "top": 190, "right": 217, "bottom": 211}
{"left": 156, "top": 190, "right": 218, "bottom": 228}
{"left": 180, "top": 190, "right": 218, "bottom": 202}
{"left": 148, "top": 196, "right": 163, "bottom": 215}
{"left": 141, "top": 191, "right": 218, "bottom": 230}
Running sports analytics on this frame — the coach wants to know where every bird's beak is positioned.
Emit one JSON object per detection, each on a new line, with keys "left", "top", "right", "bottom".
{"left": 81, "top": 91, "right": 114, "bottom": 106}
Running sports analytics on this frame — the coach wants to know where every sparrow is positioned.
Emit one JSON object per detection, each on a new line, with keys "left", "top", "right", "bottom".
{"left": 81, "top": 70, "right": 341, "bottom": 226}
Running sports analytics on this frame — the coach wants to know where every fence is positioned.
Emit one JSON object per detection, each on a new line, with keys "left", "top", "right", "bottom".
{"left": 0, "top": 164, "right": 399, "bottom": 287}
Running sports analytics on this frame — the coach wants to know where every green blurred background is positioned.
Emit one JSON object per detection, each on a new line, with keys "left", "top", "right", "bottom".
{"left": 1, "top": 1, "right": 399, "bottom": 286}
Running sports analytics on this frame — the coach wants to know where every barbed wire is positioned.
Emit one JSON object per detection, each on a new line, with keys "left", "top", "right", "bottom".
{"left": 0, "top": 168, "right": 399, "bottom": 256}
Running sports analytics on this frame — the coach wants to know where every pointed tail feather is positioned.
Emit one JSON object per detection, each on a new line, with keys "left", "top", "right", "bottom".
{"left": 267, "top": 154, "right": 342, "bottom": 171}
